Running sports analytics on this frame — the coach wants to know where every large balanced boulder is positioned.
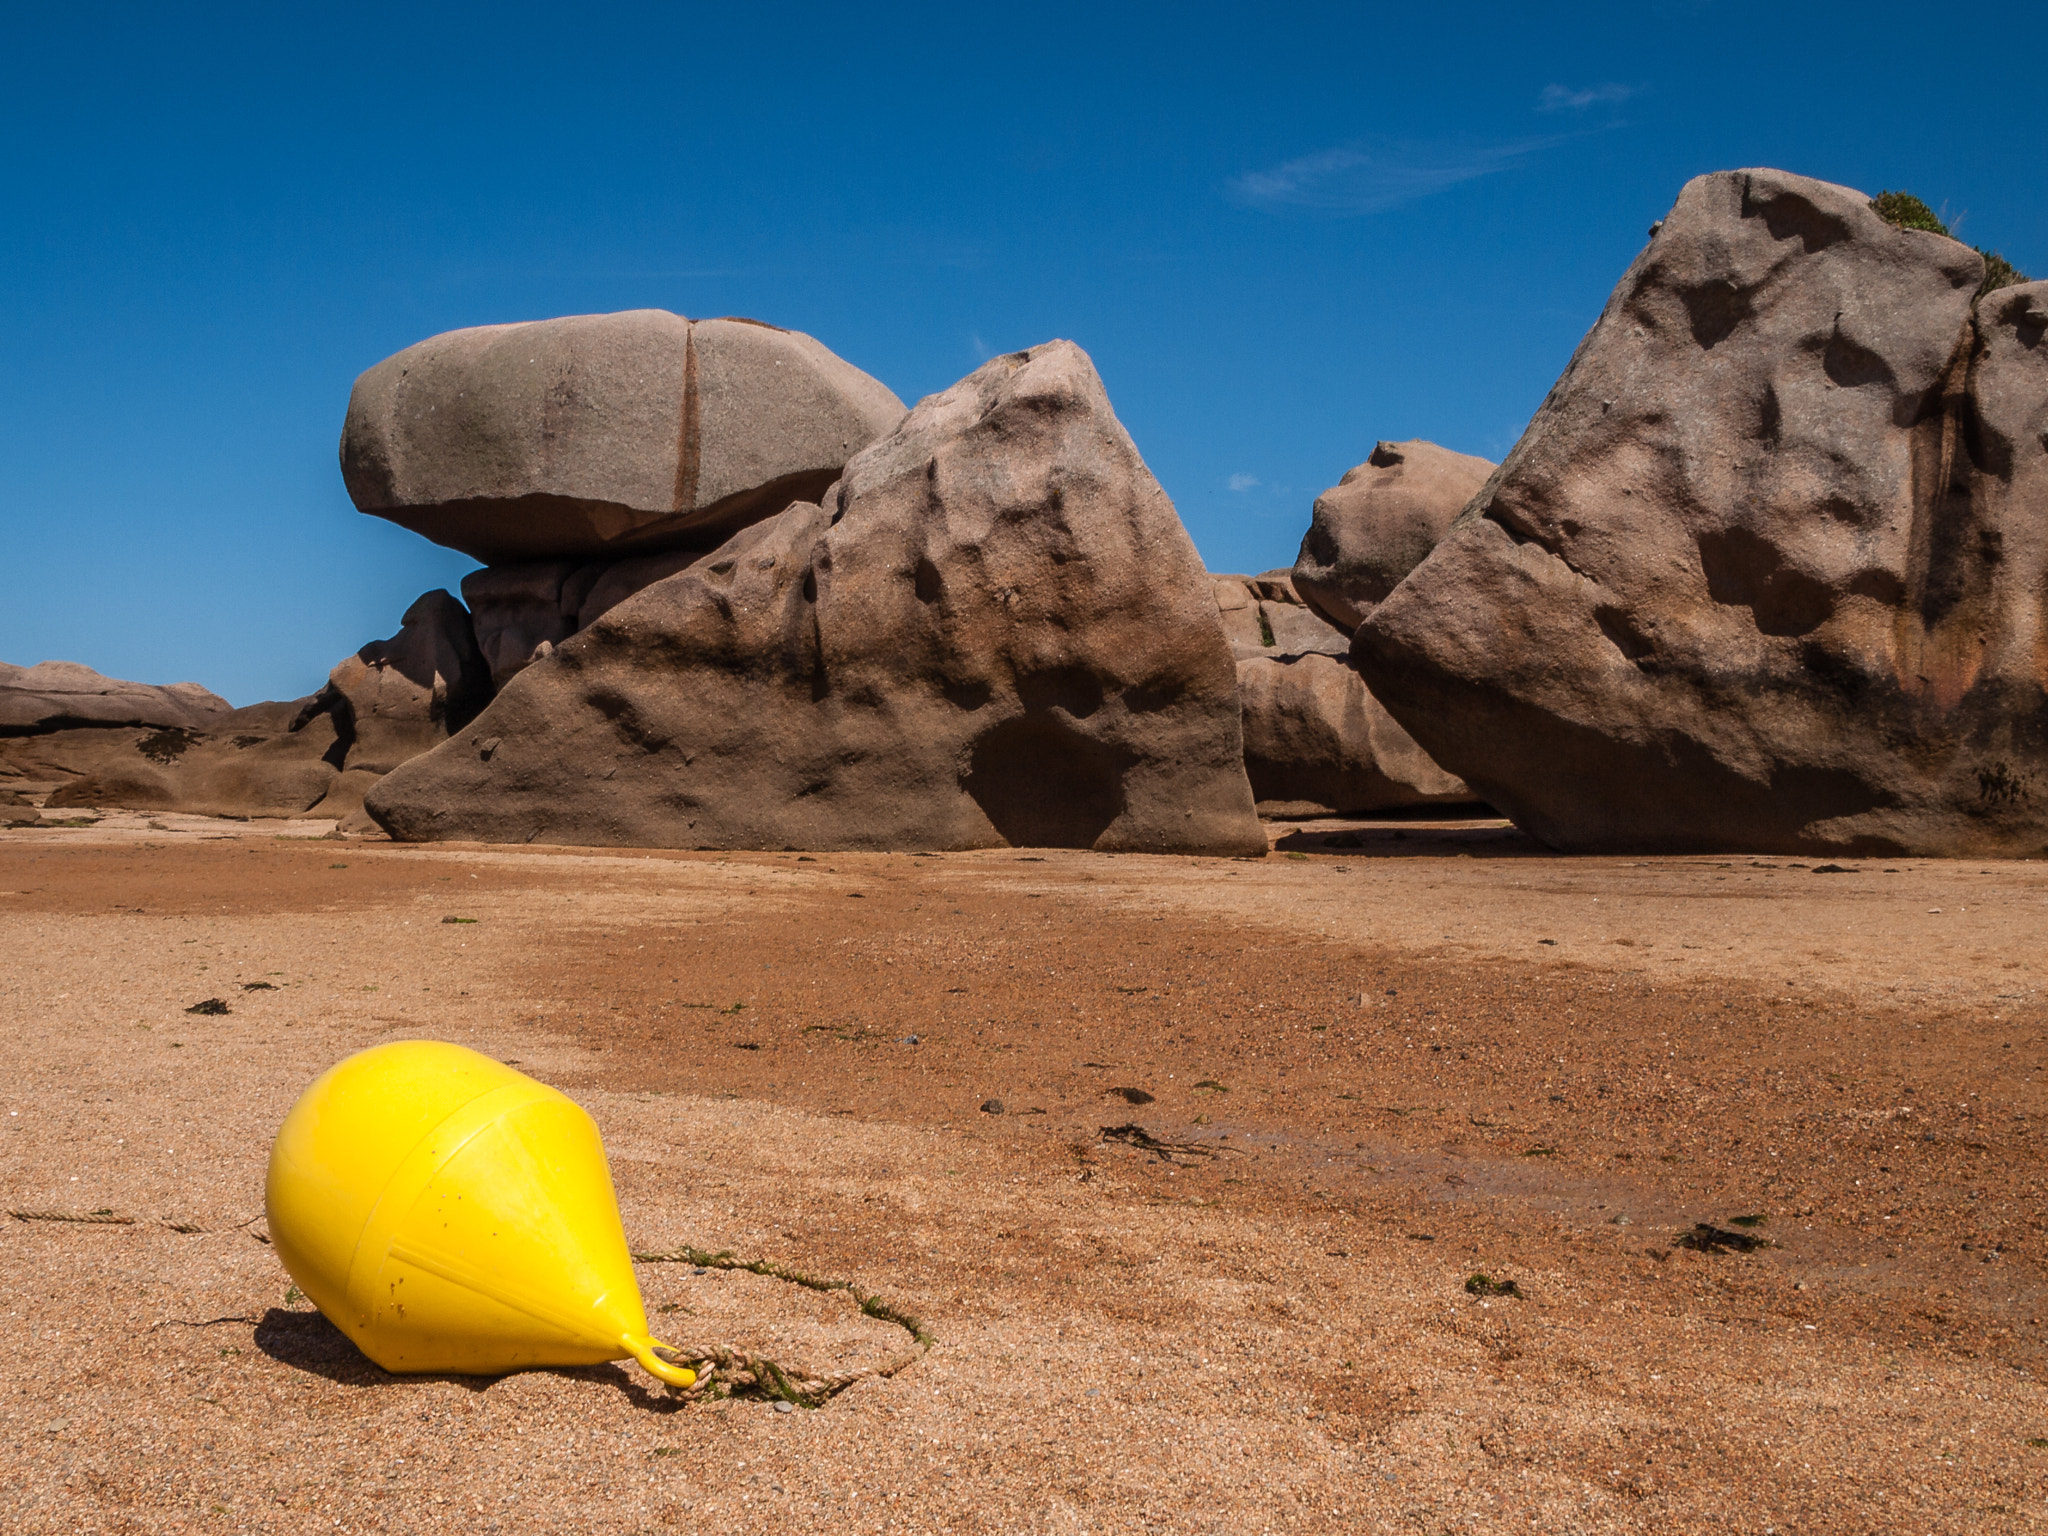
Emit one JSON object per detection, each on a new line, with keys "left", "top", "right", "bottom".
{"left": 341, "top": 311, "right": 907, "bottom": 564}
{"left": 1292, "top": 441, "right": 1495, "bottom": 633}
{"left": 0, "top": 660, "right": 230, "bottom": 732}
{"left": 1210, "top": 572, "right": 1471, "bottom": 813}
{"left": 367, "top": 341, "right": 1266, "bottom": 855}
{"left": 1356, "top": 167, "right": 2048, "bottom": 856}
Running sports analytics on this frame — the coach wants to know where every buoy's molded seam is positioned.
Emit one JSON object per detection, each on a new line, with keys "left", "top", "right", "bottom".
{"left": 340, "top": 1079, "right": 542, "bottom": 1326}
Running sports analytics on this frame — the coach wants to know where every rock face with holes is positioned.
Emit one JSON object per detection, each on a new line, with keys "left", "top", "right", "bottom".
{"left": 1355, "top": 167, "right": 2048, "bottom": 855}
{"left": 366, "top": 341, "right": 1266, "bottom": 854}
{"left": 1291, "top": 441, "right": 1497, "bottom": 633}
{"left": 341, "top": 310, "right": 907, "bottom": 565}
{"left": 1211, "top": 572, "right": 1471, "bottom": 813}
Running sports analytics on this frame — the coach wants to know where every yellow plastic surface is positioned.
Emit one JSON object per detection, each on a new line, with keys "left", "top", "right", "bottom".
{"left": 265, "top": 1040, "right": 692, "bottom": 1387}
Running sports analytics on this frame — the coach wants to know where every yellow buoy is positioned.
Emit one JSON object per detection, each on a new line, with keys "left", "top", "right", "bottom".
{"left": 265, "top": 1039, "right": 694, "bottom": 1387}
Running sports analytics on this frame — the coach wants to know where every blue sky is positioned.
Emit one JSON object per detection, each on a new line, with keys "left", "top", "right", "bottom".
{"left": 3, "top": 2, "right": 2040, "bottom": 704}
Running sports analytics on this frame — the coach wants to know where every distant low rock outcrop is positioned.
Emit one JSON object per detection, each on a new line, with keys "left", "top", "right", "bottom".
{"left": 29, "top": 695, "right": 350, "bottom": 822}
{"left": 1210, "top": 571, "right": 1470, "bottom": 814}
{"left": 368, "top": 342, "right": 1267, "bottom": 854}
{"left": 19, "top": 590, "right": 488, "bottom": 824}
{"left": 341, "top": 310, "right": 908, "bottom": 565}
{"left": 0, "top": 660, "right": 229, "bottom": 733}
{"left": 1356, "top": 168, "right": 2048, "bottom": 856}
{"left": 1291, "top": 440, "right": 1495, "bottom": 634}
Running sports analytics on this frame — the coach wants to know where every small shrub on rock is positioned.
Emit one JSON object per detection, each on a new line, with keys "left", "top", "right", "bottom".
{"left": 1870, "top": 189, "right": 2029, "bottom": 296}
{"left": 1871, "top": 189, "right": 1949, "bottom": 234}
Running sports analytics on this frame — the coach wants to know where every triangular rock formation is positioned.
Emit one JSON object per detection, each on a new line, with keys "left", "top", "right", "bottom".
{"left": 1357, "top": 169, "right": 2048, "bottom": 855}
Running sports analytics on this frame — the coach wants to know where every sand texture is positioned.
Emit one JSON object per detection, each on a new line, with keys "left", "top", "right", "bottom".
{"left": 2, "top": 811, "right": 2045, "bottom": 1533}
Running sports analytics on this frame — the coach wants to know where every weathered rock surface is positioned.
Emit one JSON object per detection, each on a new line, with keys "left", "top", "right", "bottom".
{"left": 322, "top": 589, "right": 490, "bottom": 775}
{"left": 1292, "top": 441, "right": 1495, "bottom": 633}
{"left": 1210, "top": 572, "right": 1471, "bottom": 812}
{"left": 574, "top": 549, "right": 705, "bottom": 630}
{"left": 461, "top": 563, "right": 607, "bottom": 692}
{"left": 0, "top": 660, "right": 230, "bottom": 732}
{"left": 368, "top": 341, "right": 1266, "bottom": 854}
{"left": 342, "top": 311, "right": 908, "bottom": 564}
{"left": 1356, "top": 167, "right": 2048, "bottom": 856}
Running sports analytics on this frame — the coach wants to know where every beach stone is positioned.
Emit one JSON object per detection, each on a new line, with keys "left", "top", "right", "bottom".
{"left": 1292, "top": 441, "right": 1495, "bottom": 633}
{"left": 1237, "top": 651, "right": 1470, "bottom": 813}
{"left": 1355, "top": 167, "right": 2048, "bottom": 856}
{"left": 0, "top": 660, "right": 230, "bottom": 732}
{"left": 1210, "top": 572, "right": 1470, "bottom": 812}
{"left": 1209, "top": 572, "right": 1350, "bottom": 662}
{"left": 341, "top": 311, "right": 907, "bottom": 564}
{"left": 367, "top": 341, "right": 1265, "bottom": 855}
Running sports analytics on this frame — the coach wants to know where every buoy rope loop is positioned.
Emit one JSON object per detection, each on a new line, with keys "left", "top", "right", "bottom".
{"left": 632, "top": 1243, "right": 932, "bottom": 1408}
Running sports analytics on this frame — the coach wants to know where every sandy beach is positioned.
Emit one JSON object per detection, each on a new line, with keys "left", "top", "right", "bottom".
{"left": 3, "top": 814, "right": 2045, "bottom": 1533}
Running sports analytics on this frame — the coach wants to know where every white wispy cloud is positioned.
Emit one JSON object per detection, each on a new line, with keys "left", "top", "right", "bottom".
{"left": 1537, "top": 81, "right": 1643, "bottom": 113}
{"left": 1227, "top": 135, "right": 1580, "bottom": 215}
{"left": 1228, "top": 473, "right": 1261, "bottom": 492}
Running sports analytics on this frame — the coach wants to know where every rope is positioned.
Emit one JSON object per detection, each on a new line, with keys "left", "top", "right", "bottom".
{"left": 15, "top": 1211, "right": 932, "bottom": 1408}
{"left": 9, "top": 1209, "right": 136, "bottom": 1225}
{"left": 8, "top": 1210, "right": 265, "bottom": 1234}
{"left": 632, "top": 1244, "right": 932, "bottom": 1407}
